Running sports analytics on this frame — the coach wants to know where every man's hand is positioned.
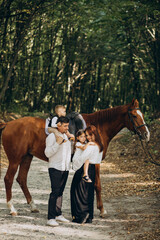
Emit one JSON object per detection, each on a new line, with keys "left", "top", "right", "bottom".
{"left": 56, "top": 136, "right": 67, "bottom": 144}
{"left": 69, "top": 134, "right": 75, "bottom": 141}
{"left": 66, "top": 131, "right": 75, "bottom": 141}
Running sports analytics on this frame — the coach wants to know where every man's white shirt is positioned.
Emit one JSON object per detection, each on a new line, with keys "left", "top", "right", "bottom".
{"left": 45, "top": 132, "right": 71, "bottom": 171}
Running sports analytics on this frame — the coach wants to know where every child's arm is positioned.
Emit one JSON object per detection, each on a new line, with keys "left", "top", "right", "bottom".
{"left": 48, "top": 127, "right": 67, "bottom": 143}
{"left": 76, "top": 142, "right": 95, "bottom": 151}
{"left": 48, "top": 127, "right": 59, "bottom": 135}
{"left": 76, "top": 145, "right": 86, "bottom": 151}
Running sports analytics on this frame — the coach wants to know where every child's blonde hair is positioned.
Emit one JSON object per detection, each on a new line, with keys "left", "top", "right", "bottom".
{"left": 55, "top": 105, "right": 66, "bottom": 115}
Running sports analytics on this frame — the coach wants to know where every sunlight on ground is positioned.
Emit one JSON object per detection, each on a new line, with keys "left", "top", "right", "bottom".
{"left": 15, "top": 215, "right": 36, "bottom": 220}
{"left": 129, "top": 181, "right": 160, "bottom": 186}
{"left": 100, "top": 162, "right": 123, "bottom": 174}
{"left": 100, "top": 173, "right": 137, "bottom": 178}
{"left": 0, "top": 223, "right": 107, "bottom": 239}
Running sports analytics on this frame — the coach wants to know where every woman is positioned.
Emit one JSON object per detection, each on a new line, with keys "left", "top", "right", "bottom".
{"left": 70, "top": 125, "right": 103, "bottom": 224}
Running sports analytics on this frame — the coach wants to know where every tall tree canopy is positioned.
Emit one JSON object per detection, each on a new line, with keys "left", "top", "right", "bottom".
{"left": 0, "top": 0, "right": 160, "bottom": 114}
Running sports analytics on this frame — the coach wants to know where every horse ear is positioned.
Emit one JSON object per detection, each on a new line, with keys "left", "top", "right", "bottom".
{"left": 134, "top": 99, "right": 139, "bottom": 107}
{"left": 131, "top": 98, "right": 139, "bottom": 107}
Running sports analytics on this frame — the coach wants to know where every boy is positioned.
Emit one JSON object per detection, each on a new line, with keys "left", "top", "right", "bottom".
{"left": 45, "top": 105, "right": 75, "bottom": 142}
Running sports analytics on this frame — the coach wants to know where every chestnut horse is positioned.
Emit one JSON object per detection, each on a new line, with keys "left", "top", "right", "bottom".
{"left": 0, "top": 99, "right": 150, "bottom": 216}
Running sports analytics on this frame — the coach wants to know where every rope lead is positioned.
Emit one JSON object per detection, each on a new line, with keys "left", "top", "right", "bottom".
{"left": 139, "top": 139, "right": 160, "bottom": 166}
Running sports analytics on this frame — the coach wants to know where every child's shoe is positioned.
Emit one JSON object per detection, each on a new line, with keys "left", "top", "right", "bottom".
{"left": 82, "top": 175, "right": 92, "bottom": 183}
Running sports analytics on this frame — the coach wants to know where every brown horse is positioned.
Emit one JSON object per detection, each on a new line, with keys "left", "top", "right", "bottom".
{"left": 0, "top": 99, "right": 150, "bottom": 216}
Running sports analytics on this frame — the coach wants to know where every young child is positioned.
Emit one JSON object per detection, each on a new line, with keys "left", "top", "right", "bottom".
{"left": 73, "top": 129, "right": 95, "bottom": 183}
{"left": 46, "top": 105, "right": 75, "bottom": 142}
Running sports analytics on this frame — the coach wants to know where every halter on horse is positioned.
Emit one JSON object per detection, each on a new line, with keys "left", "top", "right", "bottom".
{"left": 128, "top": 107, "right": 150, "bottom": 141}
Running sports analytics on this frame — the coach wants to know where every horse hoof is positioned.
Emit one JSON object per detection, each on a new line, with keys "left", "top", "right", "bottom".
{"left": 31, "top": 209, "right": 39, "bottom": 213}
{"left": 29, "top": 200, "right": 39, "bottom": 213}
{"left": 11, "top": 212, "right": 18, "bottom": 216}
{"left": 100, "top": 209, "right": 107, "bottom": 218}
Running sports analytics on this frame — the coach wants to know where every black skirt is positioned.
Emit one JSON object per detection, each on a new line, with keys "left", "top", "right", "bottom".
{"left": 70, "top": 164, "right": 95, "bottom": 223}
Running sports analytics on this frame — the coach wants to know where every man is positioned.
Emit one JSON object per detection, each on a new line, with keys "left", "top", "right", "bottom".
{"left": 45, "top": 116, "right": 71, "bottom": 227}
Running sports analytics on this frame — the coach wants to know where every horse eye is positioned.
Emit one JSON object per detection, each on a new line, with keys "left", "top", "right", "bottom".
{"left": 132, "top": 115, "right": 137, "bottom": 118}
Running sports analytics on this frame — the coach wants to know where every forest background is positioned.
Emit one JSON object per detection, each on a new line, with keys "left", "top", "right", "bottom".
{"left": 0, "top": 0, "right": 160, "bottom": 118}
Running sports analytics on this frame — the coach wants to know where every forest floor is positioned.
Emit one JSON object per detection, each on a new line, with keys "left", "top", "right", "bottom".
{"left": 0, "top": 114, "right": 160, "bottom": 240}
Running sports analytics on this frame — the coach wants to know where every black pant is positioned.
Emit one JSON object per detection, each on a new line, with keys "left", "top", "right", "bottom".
{"left": 48, "top": 168, "right": 69, "bottom": 220}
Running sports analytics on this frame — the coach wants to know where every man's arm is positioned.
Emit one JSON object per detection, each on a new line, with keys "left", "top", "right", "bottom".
{"left": 44, "top": 133, "right": 61, "bottom": 158}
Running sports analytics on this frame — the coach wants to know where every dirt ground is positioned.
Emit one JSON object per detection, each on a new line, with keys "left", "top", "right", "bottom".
{"left": 0, "top": 115, "right": 160, "bottom": 240}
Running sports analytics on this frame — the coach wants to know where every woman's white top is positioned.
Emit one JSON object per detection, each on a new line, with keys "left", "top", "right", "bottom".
{"left": 72, "top": 142, "right": 103, "bottom": 171}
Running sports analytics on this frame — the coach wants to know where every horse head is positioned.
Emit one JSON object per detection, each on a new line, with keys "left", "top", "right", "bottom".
{"left": 67, "top": 112, "right": 85, "bottom": 136}
{"left": 125, "top": 99, "right": 150, "bottom": 142}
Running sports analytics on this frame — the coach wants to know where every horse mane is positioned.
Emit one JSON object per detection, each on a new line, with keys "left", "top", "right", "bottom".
{"left": 85, "top": 103, "right": 130, "bottom": 124}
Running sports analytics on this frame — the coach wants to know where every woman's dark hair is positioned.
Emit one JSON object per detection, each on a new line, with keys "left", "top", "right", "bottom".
{"left": 85, "top": 125, "right": 103, "bottom": 152}
{"left": 73, "top": 129, "right": 86, "bottom": 153}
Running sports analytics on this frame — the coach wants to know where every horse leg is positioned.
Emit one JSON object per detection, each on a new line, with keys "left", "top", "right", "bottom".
{"left": 16, "top": 154, "right": 39, "bottom": 213}
{"left": 94, "top": 164, "right": 106, "bottom": 217}
{"left": 4, "top": 163, "right": 19, "bottom": 216}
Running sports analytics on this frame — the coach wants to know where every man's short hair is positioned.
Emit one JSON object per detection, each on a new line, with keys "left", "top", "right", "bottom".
{"left": 57, "top": 116, "right": 69, "bottom": 124}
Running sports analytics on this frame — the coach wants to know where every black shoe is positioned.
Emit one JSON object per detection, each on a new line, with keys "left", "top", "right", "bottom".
{"left": 86, "top": 218, "right": 92, "bottom": 223}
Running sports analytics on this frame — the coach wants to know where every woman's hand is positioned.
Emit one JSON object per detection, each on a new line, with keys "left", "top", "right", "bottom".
{"left": 88, "top": 141, "right": 95, "bottom": 146}
{"left": 83, "top": 141, "right": 95, "bottom": 150}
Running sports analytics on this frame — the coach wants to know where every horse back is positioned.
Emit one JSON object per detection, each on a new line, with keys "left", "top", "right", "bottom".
{"left": 2, "top": 117, "right": 47, "bottom": 161}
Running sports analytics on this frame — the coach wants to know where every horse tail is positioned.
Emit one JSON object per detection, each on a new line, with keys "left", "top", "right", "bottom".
{"left": 0, "top": 122, "right": 6, "bottom": 179}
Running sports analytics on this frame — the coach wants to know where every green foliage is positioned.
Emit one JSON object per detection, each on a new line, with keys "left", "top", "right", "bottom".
{"left": 144, "top": 112, "right": 152, "bottom": 125}
{"left": 0, "top": 0, "right": 160, "bottom": 115}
